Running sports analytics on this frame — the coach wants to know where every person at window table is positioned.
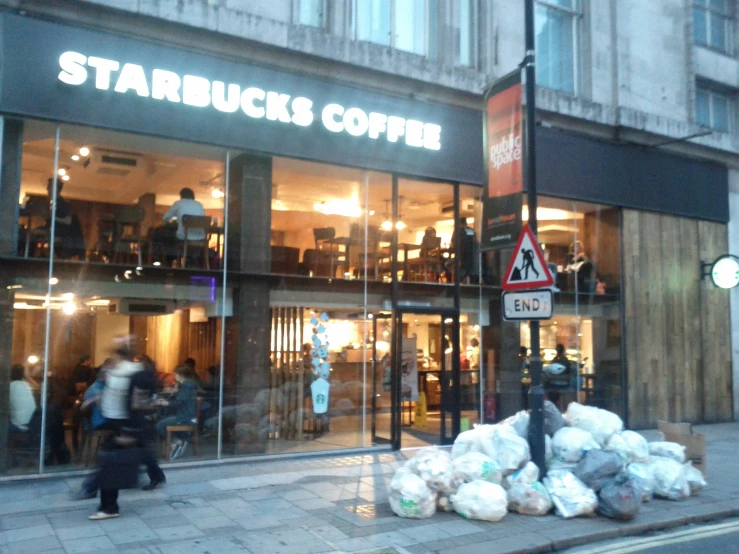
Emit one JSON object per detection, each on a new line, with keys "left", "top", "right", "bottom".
{"left": 155, "top": 365, "right": 198, "bottom": 461}
{"left": 42, "top": 177, "right": 85, "bottom": 259}
{"left": 565, "top": 240, "right": 588, "bottom": 273}
{"left": 162, "top": 187, "right": 206, "bottom": 242}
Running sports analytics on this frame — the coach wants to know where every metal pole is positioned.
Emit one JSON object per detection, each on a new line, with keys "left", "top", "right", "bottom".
{"left": 524, "top": 0, "right": 546, "bottom": 476}
{"left": 216, "top": 150, "right": 230, "bottom": 460}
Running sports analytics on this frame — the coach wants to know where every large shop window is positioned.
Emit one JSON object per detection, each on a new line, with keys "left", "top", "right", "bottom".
{"left": 483, "top": 198, "right": 623, "bottom": 425}
{"left": 2, "top": 119, "right": 229, "bottom": 476}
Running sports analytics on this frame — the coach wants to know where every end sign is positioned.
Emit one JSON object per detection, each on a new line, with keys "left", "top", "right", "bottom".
{"left": 503, "top": 290, "right": 553, "bottom": 321}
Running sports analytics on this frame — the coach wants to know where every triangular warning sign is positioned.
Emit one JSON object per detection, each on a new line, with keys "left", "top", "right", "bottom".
{"left": 502, "top": 224, "right": 554, "bottom": 291}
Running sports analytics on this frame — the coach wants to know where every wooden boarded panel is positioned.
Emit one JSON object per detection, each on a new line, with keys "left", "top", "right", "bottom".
{"left": 698, "top": 221, "right": 732, "bottom": 422}
{"left": 624, "top": 210, "right": 732, "bottom": 427}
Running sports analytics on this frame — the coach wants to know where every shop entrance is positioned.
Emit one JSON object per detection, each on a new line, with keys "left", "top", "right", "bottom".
{"left": 370, "top": 308, "right": 461, "bottom": 450}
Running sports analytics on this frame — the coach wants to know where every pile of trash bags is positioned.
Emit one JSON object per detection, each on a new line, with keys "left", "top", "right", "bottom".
{"left": 388, "top": 401, "right": 707, "bottom": 523}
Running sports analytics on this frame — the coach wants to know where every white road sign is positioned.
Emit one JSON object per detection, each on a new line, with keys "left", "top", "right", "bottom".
{"left": 502, "top": 290, "right": 553, "bottom": 321}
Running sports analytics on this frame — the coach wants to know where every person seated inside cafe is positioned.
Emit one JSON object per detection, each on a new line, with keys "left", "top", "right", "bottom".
{"left": 565, "top": 241, "right": 588, "bottom": 272}
{"left": 156, "top": 365, "right": 198, "bottom": 460}
{"left": 163, "top": 188, "right": 206, "bottom": 241}
{"left": 39, "top": 177, "right": 85, "bottom": 259}
{"left": 9, "top": 364, "right": 36, "bottom": 435}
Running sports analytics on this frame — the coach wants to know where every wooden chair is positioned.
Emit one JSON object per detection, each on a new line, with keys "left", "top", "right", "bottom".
{"left": 112, "top": 206, "right": 146, "bottom": 266}
{"left": 21, "top": 196, "right": 55, "bottom": 258}
{"left": 409, "top": 236, "right": 442, "bottom": 282}
{"left": 181, "top": 215, "right": 212, "bottom": 269}
{"left": 312, "top": 227, "right": 344, "bottom": 277}
{"left": 80, "top": 429, "right": 114, "bottom": 467}
{"left": 162, "top": 397, "right": 202, "bottom": 458}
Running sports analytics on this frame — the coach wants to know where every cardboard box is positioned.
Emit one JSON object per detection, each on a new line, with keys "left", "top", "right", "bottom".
{"left": 657, "top": 420, "right": 706, "bottom": 475}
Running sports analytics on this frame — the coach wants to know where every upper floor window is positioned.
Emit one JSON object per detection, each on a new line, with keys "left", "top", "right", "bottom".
{"left": 696, "top": 84, "right": 734, "bottom": 132}
{"left": 353, "top": 0, "right": 432, "bottom": 56}
{"left": 300, "top": 0, "right": 326, "bottom": 28}
{"left": 535, "top": 0, "right": 580, "bottom": 95}
{"left": 458, "top": 0, "right": 478, "bottom": 67}
{"left": 693, "top": 0, "right": 733, "bottom": 54}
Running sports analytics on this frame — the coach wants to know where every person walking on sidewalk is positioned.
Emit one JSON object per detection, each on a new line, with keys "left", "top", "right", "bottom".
{"left": 156, "top": 365, "right": 198, "bottom": 460}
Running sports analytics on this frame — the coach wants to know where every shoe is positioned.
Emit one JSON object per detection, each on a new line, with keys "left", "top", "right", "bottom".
{"left": 71, "top": 490, "right": 97, "bottom": 501}
{"left": 169, "top": 443, "right": 182, "bottom": 461}
{"left": 171, "top": 441, "right": 188, "bottom": 461}
{"left": 142, "top": 478, "right": 166, "bottom": 491}
{"left": 88, "top": 511, "right": 119, "bottom": 520}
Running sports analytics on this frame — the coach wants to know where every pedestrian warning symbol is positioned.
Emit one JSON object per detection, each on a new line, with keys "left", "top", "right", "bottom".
{"left": 502, "top": 224, "right": 554, "bottom": 291}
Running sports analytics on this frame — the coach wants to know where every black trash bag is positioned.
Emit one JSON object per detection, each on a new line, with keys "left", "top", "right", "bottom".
{"left": 543, "top": 400, "right": 565, "bottom": 436}
{"left": 598, "top": 475, "right": 640, "bottom": 521}
{"left": 573, "top": 449, "right": 623, "bottom": 492}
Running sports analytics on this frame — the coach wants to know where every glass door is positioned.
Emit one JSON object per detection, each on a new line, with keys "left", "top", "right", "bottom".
{"left": 383, "top": 308, "right": 459, "bottom": 448}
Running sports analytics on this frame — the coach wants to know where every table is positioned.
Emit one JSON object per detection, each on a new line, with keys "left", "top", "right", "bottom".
{"left": 398, "top": 243, "right": 422, "bottom": 281}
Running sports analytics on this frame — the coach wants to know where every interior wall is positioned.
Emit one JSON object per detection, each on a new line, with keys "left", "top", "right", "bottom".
{"left": 623, "top": 209, "right": 733, "bottom": 428}
{"left": 93, "top": 312, "right": 130, "bottom": 366}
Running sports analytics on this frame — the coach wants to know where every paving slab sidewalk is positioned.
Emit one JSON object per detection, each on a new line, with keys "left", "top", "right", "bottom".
{"left": 0, "top": 422, "right": 738, "bottom": 554}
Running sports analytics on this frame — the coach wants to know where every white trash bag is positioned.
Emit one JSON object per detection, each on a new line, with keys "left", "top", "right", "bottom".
{"left": 603, "top": 433, "right": 630, "bottom": 462}
{"left": 409, "top": 447, "right": 458, "bottom": 494}
{"left": 564, "top": 403, "right": 623, "bottom": 446}
{"left": 626, "top": 462, "right": 654, "bottom": 502}
{"left": 551, "top": 427, "right": 600, "bottom": 463}
{"left": 648, "top": 441, "right": 686, "bottom": 464}
{"left": 504, "top": 461, "right": 540, "bottom": 489}
{"left": 437, "top": 493, "right": 454, "bottom": 512}
{"left": 545, "top": 434, "right": 553, "bottom": 463}
{"left": 647, "top": 456, "right": 690, "bottom": 500}
{"left": 501, "top": 411, "right": 530, "bottom": 438}
{"left": 621, "top": 430, "right": 650, "bottom": 463}
{"left": 388, "top": 471, "right": 437, "bottom": 519}
{"left": 452, "top": 428, "right": 482, "bottom": 460}
{"left": 451, "top": 480, "right": 508, "bottom": 522}
{"left": 543, "top": 470, "right": 598, "bottom": 519}
{"left": 683, "top": 463, "right": 706, "bottom": 496}
{"left": 453, "top": 451, "right": 502, "bottom": 485}
{"left": 547, "top": 457, "right": 578, "bottom": 472}
{"left": 489, "top": 425, "right": 531, "bottom": 474}
{"left": 508, "top": 481, "right": 552, "bottom": 516}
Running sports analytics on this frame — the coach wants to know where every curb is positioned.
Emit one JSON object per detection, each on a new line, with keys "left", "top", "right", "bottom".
{"left": 511, "top": 504, "right": 739, "bottom": 553}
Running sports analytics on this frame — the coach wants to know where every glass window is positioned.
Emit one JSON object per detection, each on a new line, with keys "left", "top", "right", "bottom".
{"left": 355, "top": 0, "right": 391, "bottom": 46}
{"left": 458, "top": 0, "right": 477, "bottom": 67}
{"left": 485, "top": 198, "right": 623, "bottom": 421}
{"left": 299, "top": 0, "right": 325, "bottom": 27}
{"left": 694, "top": 0, "right": 733, "bottom": 54}
{"left": 354, "top": 0, "right": 431, "bottom": 56}
{"left": 696, "top": 84, "right": 734, "bottom": 132}
{"left": 535, "top": 0, "right": 579, "bottom": 95}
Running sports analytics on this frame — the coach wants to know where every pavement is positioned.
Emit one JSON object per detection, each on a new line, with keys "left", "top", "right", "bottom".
{"left": 0, "top": 422, "right": 737, "bottom": 554}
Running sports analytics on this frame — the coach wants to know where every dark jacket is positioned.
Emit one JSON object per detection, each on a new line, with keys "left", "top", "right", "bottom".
{"left": 172, "top": 379, "right": 198, "bottom": 423}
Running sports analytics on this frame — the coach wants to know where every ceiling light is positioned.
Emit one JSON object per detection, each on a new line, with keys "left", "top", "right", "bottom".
{"left": 49, "top": 277, "right": 58, "bottom": 285}
{"left": 57, "top": 168, "right": 66, "bottom": 176}
{"left": 71, "top": 154, "right": 80, "bottom": 161}
{"left": 79, "top": 146, "right": 90, "bottom": 157}
{"left": 381, "top": 220, "right": 393, "bottom": 231}
{"left": 62, "top": 301, "right": 77, "bottom": 316}
{"left": 395, "top": 221, "right": 406, "bottom": 230}
{"left": 369, "top": 210, "right": 375, "bottom": 216}
{"left": 153, "top": 261, "right": 161, "bottom": 267}
{"left": 61, "top": 175, "right": 70, "bottom": 181}
{"left": 28, "top": 355, "right": 39, "bottom": 364}
{"left": 211, "top": 189, "right": 225, "bottom": 199}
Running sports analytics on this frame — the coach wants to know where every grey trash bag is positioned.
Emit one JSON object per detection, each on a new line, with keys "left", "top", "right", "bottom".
{"left": 597, "top": 475, "right": 640, "bottom": 521}
{"left": 573, "top": 449, "right": 624, "bottom": 492}
{"left": 544, "top": 401, "right": 565, "bottom": 436}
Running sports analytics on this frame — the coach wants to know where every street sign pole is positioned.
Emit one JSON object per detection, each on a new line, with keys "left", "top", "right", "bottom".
{"left": 523, "top": 0, "right": 546, "bottom": 476}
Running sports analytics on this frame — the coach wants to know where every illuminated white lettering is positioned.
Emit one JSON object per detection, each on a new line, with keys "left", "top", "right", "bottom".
{"left": 405, "top": 119, "right": 424, "bottom": 147}
{"left": 368, "top": 112, "right": 387, "bottom": 139}
{"left": 182, "top": 75, "right": 211, "bottom": 107}
{"left": 387, "top": 116, "right": 406, "bottom": 143}
{"left": 343, "top": 108, "right": 369, "bottom": 137}
{"left": 58, "top": 51, "right": 87, "bottom": 86}
{"left": 212, "top": 81, "right": 241, "bottom": 113}
{"left": 266, "top": 92, "right": 292, "bottom": 123}
{"left": 87, "top": 57, "right": 120, "bottom": 90}
{"left": 114, "top": 63, "right": 150, "bottom": 97}
{"left": 423, "top": 123, "right": 441, "bottom": 150}
{"left": 241, "top": 87, "right": 265, "bottom": 118}
{"left": 322, "top": 104, "right": 345, "bottom": 133}
{"left": 291, "top": 97, "right": 314, "bottom": 127}
{"left": 151, "top": 69, "right": 181, "bottom": 102}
